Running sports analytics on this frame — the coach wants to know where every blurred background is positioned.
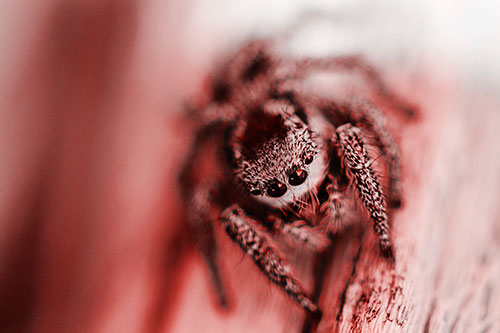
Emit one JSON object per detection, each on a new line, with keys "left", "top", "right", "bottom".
{"left": 1, "top": 0, "right": 499, "bottom": 332}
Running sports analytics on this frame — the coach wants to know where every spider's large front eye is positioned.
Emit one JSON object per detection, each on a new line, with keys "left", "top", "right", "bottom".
{"left": 288, "top": 169, "right": 307, "bottom": 186}
{"left": 267, "top": 180, "right": 287, "bottom": 197}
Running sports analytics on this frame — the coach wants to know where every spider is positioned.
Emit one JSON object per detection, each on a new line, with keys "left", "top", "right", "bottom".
{"left": 179, "top": 38, "right": 414, "bottom": 317}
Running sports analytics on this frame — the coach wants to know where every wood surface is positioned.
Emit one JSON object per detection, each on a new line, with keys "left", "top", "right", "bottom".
{"left": 1, "top": 1, "right": 499, "bottom": 333}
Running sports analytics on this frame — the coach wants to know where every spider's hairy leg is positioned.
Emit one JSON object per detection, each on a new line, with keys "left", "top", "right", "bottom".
{"left": 335, "top": 124, "right": 394, "bottom": 260}
{"left": 179, "top": 121, "right": 231, "bottom": 309}
{"left": 186, "top": 185, "right": 229, "bottom": 309}
{"left": 295, "top": 56, "right": 417, "bottom": 118}
{"left": 268, "top": 214, "right": 330, "bottom": 252}
{"left": 220, "top": 205, "right": 320, "bottom": 314}
{"left": 319, "top": 174, "right": 348, "bottom": 234}
{"left": 351, "top": 102, "right": 403, "bottom": 208}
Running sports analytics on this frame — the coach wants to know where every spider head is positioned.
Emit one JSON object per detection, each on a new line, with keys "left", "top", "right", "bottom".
{"left": 232, "top": 102, "right": 327, "bottom": 208}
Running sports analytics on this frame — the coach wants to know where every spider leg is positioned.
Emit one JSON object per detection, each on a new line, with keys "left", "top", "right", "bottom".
{"left": 316, "top": 100, "right": 403, "bottom": 208}
{"left": 295, "top": 55, "right": 416, "bottom": 118}
{"left": 335, "top": 124, "right": 394, "bottom": 260}
{"left": 349, "top": 101, "right": 403, "bottom": 208}
{"left": 180, "top": 121, "right": 232, "bottom": 309}
{"left": 319, "top": 174, "right": 350, "bottom": 233}
{"left": 186, "top": 186, "right": 229, "bottom": 308}
{"left": 220, "top": 205, "right": 319, "bottom": 313}
{"left": 198, "top": 225, "right": 228, "bottom": 308}
{"left": 268, "top": 214, "right": 330, "bottom": 252}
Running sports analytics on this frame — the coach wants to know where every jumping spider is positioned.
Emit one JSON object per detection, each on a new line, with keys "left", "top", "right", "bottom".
{"left": 180, "top": 39, "right": 414, "bottom": 316}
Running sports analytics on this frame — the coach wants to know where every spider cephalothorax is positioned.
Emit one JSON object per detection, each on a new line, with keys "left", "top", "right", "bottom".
{"left": 232, "top": 105, "right": 326, "bottom": 207}
{"left": 179, "top": 39, "right": 414, "bottom": 318}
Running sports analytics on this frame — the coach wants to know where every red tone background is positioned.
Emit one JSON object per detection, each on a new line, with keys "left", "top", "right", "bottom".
{"left": 1, "top": 1, "right": 499, "bottom": 332}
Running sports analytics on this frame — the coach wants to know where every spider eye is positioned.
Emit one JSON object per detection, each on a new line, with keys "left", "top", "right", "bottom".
{"left": 250, "top": 189, "right": 262, "bottom": 196}
{"left": 305, "top": 154, "right": 314, "bottom": 165}
{"left": 288, "top": 169, "right": 307, "bottom": 186}
{"left": 266, "top": 180, "right": 287, "bottom": 197}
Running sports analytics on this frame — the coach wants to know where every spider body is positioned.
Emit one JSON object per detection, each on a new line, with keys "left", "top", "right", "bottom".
{"left": 180, "top": 39, "right": 412, "bottom": 315}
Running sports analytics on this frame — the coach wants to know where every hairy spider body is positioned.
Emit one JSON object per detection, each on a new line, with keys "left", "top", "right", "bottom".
{"left": 179, "top": 39, "right": 413, "bottom": 315}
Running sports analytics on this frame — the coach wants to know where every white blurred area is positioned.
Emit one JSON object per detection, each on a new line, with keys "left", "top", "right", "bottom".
{"left": 0, "top": 0, "right": 499, "bottom": 332}
{"left": 183, "top": 0, "right": 500, "bottom": 89}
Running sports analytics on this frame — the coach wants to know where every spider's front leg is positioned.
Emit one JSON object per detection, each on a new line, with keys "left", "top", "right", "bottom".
{"left": 267, "top": 214, "right": 330, "bottom": 252}
{"left": 335, "top": 124, "right": 394, "bottom": 260}
{"left": 319, "top": 174, "right": 349, "bottom": 234}
{"left": 350, "top": 101, "right": 403, "bottom": 208}
{"left": 220, "top": 205, "right": 319, "bottom": 313}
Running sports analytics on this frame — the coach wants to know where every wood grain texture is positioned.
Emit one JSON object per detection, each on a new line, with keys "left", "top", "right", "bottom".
{"left": 2, "top": 1, "right": 499, "bottom": 332}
